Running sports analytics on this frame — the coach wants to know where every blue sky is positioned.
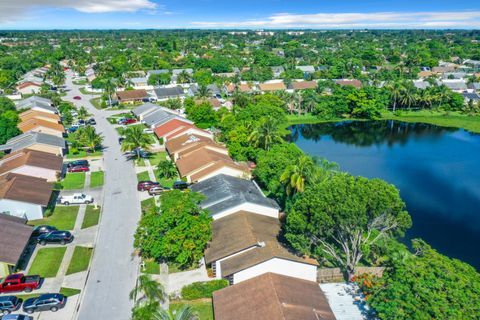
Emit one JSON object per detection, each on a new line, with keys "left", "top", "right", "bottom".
{"left": 0, "top": 0, "right": 479, "bottom": 29}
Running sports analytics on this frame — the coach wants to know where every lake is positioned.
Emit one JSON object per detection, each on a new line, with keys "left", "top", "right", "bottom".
{"left": 290, "top": 120, "right": 480, "bottom": 269}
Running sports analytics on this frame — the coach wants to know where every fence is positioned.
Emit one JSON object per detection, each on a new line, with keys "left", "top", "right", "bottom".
{"left": 317, "top": 266, "right": 385, "bottom": 283}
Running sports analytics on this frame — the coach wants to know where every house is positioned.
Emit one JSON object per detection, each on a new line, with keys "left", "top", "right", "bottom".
{"left": 437, "top": 79, "right": 467, "bottom": 92}
{"left": 15, "top": 96, "right": 56, "bottom": 114}
{"left": 295, "top": 65, "right": 315, "bottom": 75}
{"left": 132, "top": 103, "right": 159, "bottom": 121}
{"left": 164, "top": 125, "right": 213, "bottom": 142}
{"left": 413, "top": 80, "right": 431, "bottom": 90}
{"left": 115, "top": 89, "right": 148, "bottom": 104}
{"left": 195, "top": 98, "right": 222, "bottom": 110}
{"left": 172, "top": 68, "right": 193, "bottom": 83}
{"left": 432, "top": 66, "right": 456, "bottom": 73}
{"left": 176, "top": 148, "right": 250, "bottom": 183}
{"left": 188, "top": 84, "right": 221, "bottom": 97}
{"left": 0, "top": 214, "right": 33, "bottom": 277}
{"left": 130, "top": 77, "right": 148, "bottom": 88}
{"left": 154, "top": 119, "right": 199, "bottom": 144}
{"left": 18, "top": 119, "right": 65, "bottom": 137}
{"left": 335, "top": 79, "right": 362, "bottom": 89}
{"left": 271, "top": 66, "right": 285, "bottom": 78}
{"left": 0, "top": 150, "right": 63, "bottom": 182}
{"left": 0, "top": 132, "right": 65, "bottom": 156}
{"left": 205, "top": 211, "right": 318, "bottom": 284}
{"left": 85, "top": 67, "right": 96, "bottom": 82}
{"left": 442, "top": 72, "right": 467, "bottom": 79}
{"left": 463, "top": 92, "right": 480, "bottom": 103}
{"left": 142, "top": 108, "right": 187, "bottom": 129}
{"left": 153, "top": 86, "right": 185, "bottom": 101}
{"left": 165, "top": 134, "right": 228, "bottom": 161}
{"left": 224, "top": 83, "right": 254, "bottom": 95}
{"left": 16, "top": 82, "right": 42, "bottom": 95}
{"left": 467, "top": 82, "right": 480, "bottom": 91}
{"left": 289, "top": 80, "right": 318, "bottom": 90}
{"left": 190, "top": 174, "right": 280, "bottom": 220}
{"left": 0, "top": 173, "right": 53, "bottom": 220}
{"left": 258, "top": 82, "right": 287, "bottom": 93}
{"left": 19, "top": 110, "right": 61, "bottom": 124}
{"left": 417, "top": 71, "right": 436, "bottom": 78}
{"left": 213, "top": 273, "right": 335, "bottom": 320}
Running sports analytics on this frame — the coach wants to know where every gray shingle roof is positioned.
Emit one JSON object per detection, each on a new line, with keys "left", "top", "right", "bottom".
{"left": 132, "top": 103, "right": 158, "bottom": 117}
{"left": 142, "top": 109, "right": 175, "bottom": 127}
{"left": 463, "top": 92, "right": 480, "bottom": 101}
{"left": 147, "top": 69, "right": 169, "bottom": 77}
{"left": 190, "top": 174, "right": 280, "bottom": 216}
{"left": 15, "top": 96, "right": 56, "bottom": 113}
{"left": 0, "top": 132, "right": 65, "bottom": 153}
{"left": 154, "top": 86, "right": 184, "bottom": 99}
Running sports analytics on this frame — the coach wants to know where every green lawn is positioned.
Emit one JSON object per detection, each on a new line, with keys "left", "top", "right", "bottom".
{"left": 73, "top": 79, "right": 88, "bottom": 85}
{"left": 60, "top": 287, "right": 81, "bottom": 297}
{"left": 79, "top": 87, "right": 101, "bottom": 95}
{"left": 90, "top": 97, "right": 104, "bottom": 109}
{"left": 107, "top": 113, "right": 134, "bottom": 124}
{"left": 142, "top": 260, "right": 160, "bottom": 274}
{"left": 57, "top": 173, "right": 85, "bottom": 190}
{"left": 137, "top": 171, "right": 150, "bottom": 181}
{"left": 138, "top": 151, "right": 167, "bottom": 167}
{"left": 66, "top": 149, "right": 103, "bottom": 159}
{"left": 116, "top": 123, "right": 147, "bottom": 136}
{"left": 66, "top": 246, "right": 93, "bottom": 275}
{"left": 158, "top": 176, "right": 176, "bottom": 188}
{"left": 141, "top": 198, "right": 156, "bottom": 214}
{"left": 29, "top": 247, "right": 66, "bottom": 278}
{"left": 90, "top": 171, "right": 104, "bottom": 188}
{"left": 81, "top": 205, "right": 100, "bottom": 229}
{"left": 29, "top": 206, "right": 79, "bottom": 230}
{"left": 170, "top": 300, "right": 213, "bottom": 320}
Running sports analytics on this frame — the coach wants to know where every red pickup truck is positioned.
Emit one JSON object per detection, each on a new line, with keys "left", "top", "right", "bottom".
{"left": 0, "top": 273, "right": 42, "bottom": 293}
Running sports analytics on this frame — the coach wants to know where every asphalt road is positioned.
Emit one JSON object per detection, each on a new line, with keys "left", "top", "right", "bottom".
{"left": 63, "top": 72, "right": 141, "bottom": 320}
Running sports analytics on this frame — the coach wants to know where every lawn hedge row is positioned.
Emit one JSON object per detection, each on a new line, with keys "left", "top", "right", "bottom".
{"left": 181, "top": 280, "right": 229, "bottom": 300}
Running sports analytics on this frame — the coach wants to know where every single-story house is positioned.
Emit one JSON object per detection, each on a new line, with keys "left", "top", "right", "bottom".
{"left": 0, "top": 214, "right": 33, "bottom": 277}
{"left": 115, "top": 89, "right": 148, "bottom": 104}
{"left": 132, "top": 103, "right": 159, "bottom": 120}
{"left": 0, "top": 173, "right": 53, "bottom": 220}
{"left": 172, "top": 68, "right": 193, "bottom": 83}
{"left": 224, "top": 83, "right": 254, "bottom": 95}
{"left": 15, "top": 96, "right": 56, "bottom": 114}
{"left": 19, "top": 109, "right": 61, "bottom": 124}
{"left": 0, "top": 132, "right": 65, "bottom": 156}
{"left": 205, "top": 211, "right": 318, "bottom": 284}
{"left": 163, "top": 125, "right": 213, "bottom": 142}
{"left": 153, "top": 86, "right": 185, "bottom": 101}
{"left": 130, "top": 77, "right": 148, "bottom": 88}
{"left": 18, "top": 118, "right": 65, "bottom": 137}
{"left": 213, "top": 272, "right": 335, "bottom": 320}
{"left": 195, "top": 98, "right": 222, "bottom": 110}
{"left": 438, "top": 79, "right": 467, "bottom": 92}
{"left": 413, "top": 80, "right": 430, "bottom": 90}
{"left": 296, "top": 65, "right": 316, "bottom": 74}
{"left": 335, "top": 79, "right": 362, "bottom": 89}
{"left": 0, "top": 149, "right": 63, "bottom": 182}
{"left": 190, "top": 174, "right": 280, "bottom": 220}
{"left": 289, "top": 80, "right": 318, "bottom": 90}
{"left": 188, "top": 84, "right": 221, "bottom": 97}
{"left": 142, "top": 108, "right": 188, "bottom": 129}
{"left": 271, "top": 66, "right": 285, "bottom": 78}
{"left": 16, "top": 82, "right": 42, "bottom": 95}
{"left": 417, "top": 70, "right": 436, "bottom": 78}
{"left": 176, "top": 148, "right": 250, "bottom": 183}
{"left": 154, "top": 119, "right": 197, "bottom": 143}
{"left": 463, "top": 92, "right": 480, "bottom": 103}
{"left": 432, "top": 66, "right": 456, "bottom": 73}
{"left": 165, "top": 134, "right": 228, "bottom": 161}
{"left": 258, "top": 82, "right": 287, "bottom": 93}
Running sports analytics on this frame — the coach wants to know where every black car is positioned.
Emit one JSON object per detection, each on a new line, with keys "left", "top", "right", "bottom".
{"left": 37, "top": 231, "right": 73, "bottom": 245}
{"left": 0, "top": 296, "right": 22, "bottom": 315}
{"left": 66, "top": 160, "right": 89, "bottom": 168}
{"left": 87, "top": 118, "right": 96, "bottom": 125}
{"left": 32, "top": 225, "right": 58, "bottom": 237}
{"left": 23, "top": 294, "right": 66, "bottom": 314}
{"left": 1, "top": 314, "right": 33, "bottom": 320}
{"left": 172, "top": 181, "right": 189, "bottom": 190}
{"left": 118, "top": 137, "right": 125, "bottom": 145}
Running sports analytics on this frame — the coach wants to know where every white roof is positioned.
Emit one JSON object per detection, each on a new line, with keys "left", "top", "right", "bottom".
{"left": 320, "top": 283, "right": 371, "bottom": 320}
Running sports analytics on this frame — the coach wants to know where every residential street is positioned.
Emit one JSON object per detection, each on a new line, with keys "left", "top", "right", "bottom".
{"left": 63, "top": 72, "right": 142, "bottom": 320}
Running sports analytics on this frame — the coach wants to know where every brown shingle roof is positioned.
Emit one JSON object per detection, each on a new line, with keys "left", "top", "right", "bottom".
{"left": 213, "top": 272, "right": 336, "bottom": 320}
{"left": 177, "top": 141, "right": 227, "bottom": 159}
{"left": 205, "top": 211, "right": 281, "bottom": 264}
{"left": 0, "top": 173, "right": 53, "bottom": 206}
{"left": 176, "top": 148, "right": 233, "bottom": 177}
{"left": 0, "top": 150, "right": 63, "bottom": 176}
{"left": 195, "top": 98, "right": 222, "bottom": 109}
{"left": 226, "top": 83, "right": 253, "bottom": 93}
{"left": 190, "top": 159, "right": 249, "bottom": 182}
{"left": 258, "top": 82, "right": 286, "bottom": 92}
{"left": 19, "top": 110, "right": 61, "bottom": 123}
{"left": 165, "top": 133, "right": 214, "bottom": 155}
{"left": 17, "top": 81, "right": 41, "bottom": 90}
{"left": 0, "top": 214, "right": 33, "bottom": 265}
{"left": 18, "top": 118, "right": 65, "bottom": 133}
{"left": 290, "top": 80, "right": 318, "bottom": 90}
{"left": 116, "top": 89, "right": 148, "bottom": 101}
{"left": 335, "top": 79, "right": 362, "bottom": 88}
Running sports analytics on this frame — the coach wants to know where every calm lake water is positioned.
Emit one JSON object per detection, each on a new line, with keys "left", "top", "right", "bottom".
{"left": 290, "top": 121, "right": 480, "bottom": 269}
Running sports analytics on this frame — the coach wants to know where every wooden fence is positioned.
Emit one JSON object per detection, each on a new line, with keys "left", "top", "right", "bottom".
{"left": 317, "top": 266, "right": 385, "bottom": 283}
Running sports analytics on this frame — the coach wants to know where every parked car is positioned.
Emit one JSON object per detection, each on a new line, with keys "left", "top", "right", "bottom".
{"left": 58, "top": 193, "right": 93, "bottom": 205}
{"left": 32, "top": 225, "right": 58, "bottom": 237}
{"left": 118, "top": 118, "right": 137, "bottom": 125}
{"left": 0, "top": 296, "right": 22, "bottom": 315}
{"left": 143, "top": 128, "right": 154, "bottom": 134}
{"left": 118, "top": 137, "right": 125, "bottom": 145}
{"left": 37, "top": 231, "right": 73, "bottom": 245}
{"left": 66, "top": 126, "right": 78, "bottom": 133}
{"left": 73, "top": 96, "right": 81, "bottom": 100}
{"left": 87, "top": 118, "right": 96, "bottom": 125}
{"left": 66, "top": 160, "right": 89, "bottom": 168}
{"left": 73, "top": 120, "right": 85, "bottom": 127}
{"left": 137, "top": 181, "right": 160, "bottom": 191}
{"left": 1, "top": 314, "right": 33, "bottom": 320}
{"left": 125, "top": 148, "right": 150, "bottom": 159}
{"left": 148, "top": 186, "right": 171, "bottom": 195}
{"left": 172, "top": 181, "right": 189, "bottom": 190}
{"left": 0, "top": 274, "right": 42, "bottom": 294}
{"left": 23, "top": 294, "right": 66, "bottom": 314}
{"left": 67, "top": 165, "right": 89, "bottom": 173}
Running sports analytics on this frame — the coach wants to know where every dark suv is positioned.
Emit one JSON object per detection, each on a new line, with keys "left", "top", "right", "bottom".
{"left": 0, "top": 296, "right": 22, "bottom": 315}
{"left": 172, "top": 181, "right": 189, "bottom": 190}
{"left": 66, "top": 160, "right": 89, "bottom": 168}
{"left": 23, "top": 294, "right": 66, "bottom": 314}
{"left": 32, "top": 225, "right": 58, "bottom": 237}
{"left": 37, "top": 231, "right": 73, "bottom": 245}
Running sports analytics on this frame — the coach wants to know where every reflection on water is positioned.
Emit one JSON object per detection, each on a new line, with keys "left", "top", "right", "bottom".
{"left": 291, "top": 120, "right": 480, "bottom": 269}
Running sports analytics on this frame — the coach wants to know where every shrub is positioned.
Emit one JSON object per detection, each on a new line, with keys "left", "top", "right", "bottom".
{"left": 181, "top": 280, "right": 229, "bottom": 300}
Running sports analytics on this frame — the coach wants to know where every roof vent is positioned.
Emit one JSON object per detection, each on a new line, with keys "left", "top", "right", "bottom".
{"left": 184, "top": 135, "right": 200, "bottom": 145}
{"left": 258, "top": 241, "right": 266, "bottom": 247}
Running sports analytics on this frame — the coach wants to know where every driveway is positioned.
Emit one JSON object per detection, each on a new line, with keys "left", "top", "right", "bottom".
{"left": 63, "top": 71, "right": 142, "bottom": 320}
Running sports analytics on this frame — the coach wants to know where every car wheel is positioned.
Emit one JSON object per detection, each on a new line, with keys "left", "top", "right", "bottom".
{"left": 85, "top": 200, "right": 91, "bottom": 204}
{"left": 51, "top": 307, "right": 58, "bottom": 312}
{"left": 26, "top": 309, "right": 34, "bottom": 314}
{"left": 3, "top": 310, "right": 10, "bottom": 315}
{"left": 24, "top": 286, "right": 33, "bottom": 293}
{"left": 40, "top": 241, "right": 46, "bottom": 246}
{"left": 64, "top": 202, "right": 70, "bottom": 205}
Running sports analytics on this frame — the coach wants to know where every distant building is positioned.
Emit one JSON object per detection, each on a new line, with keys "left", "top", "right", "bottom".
{"left": 16, "top": 82, "right": 42, "bottom": 95}
{"left": 115, "top": 89, "right": 148, "bottom": 104}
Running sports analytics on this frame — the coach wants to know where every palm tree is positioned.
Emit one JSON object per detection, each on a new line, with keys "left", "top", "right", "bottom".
{"left": 103, "top": 78, "right": 118, "bottom": 107}
{"left": 77, "top": 106, "right": 89, "bottom": 120}
{"left": 177, "top": 71, "right": 191, "bottom": 84}
{"left": 157, "top": 160, "right": 177, "bottom": 179}
{"left": 76, "top": 126, "right": 103, "bottom": 154}
{"left": 129, "top": 274, "right": 165, "bottom": 305}
{"left": 386, "top": 81, "right": 403, "bottom": 112}
{"left": 248, "top": 118, "right": 284, "bottom": 151}
{"left": 197, "top": 85, "right": 211, "bottom": 98}
{"left": 280, "top": 155, "right": 315, "bottom": 195}
{"left": 131, "top": 303, "right": 196, "bottom": 320}
{"left": 121, "top": 126, "right": 151, "bottom": 159}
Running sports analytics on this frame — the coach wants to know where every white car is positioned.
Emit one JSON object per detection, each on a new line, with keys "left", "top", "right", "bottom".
{"left": 143, "top": 128, "right": 154, "bottom": 134}
{"left": 58, "top": 193, "right": 93, "bottom": 205}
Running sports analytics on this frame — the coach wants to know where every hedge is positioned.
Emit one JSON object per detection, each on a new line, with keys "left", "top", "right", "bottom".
{"left": 181, "top": 280, "right": 229, "bottom": 300}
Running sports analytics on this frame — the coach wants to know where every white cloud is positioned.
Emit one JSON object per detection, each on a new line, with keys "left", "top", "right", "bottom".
{"left": 0, "top": 0, "right": 157, "bottom": 24}
{"left": 192, "top": 11, "right": 480, "bottom": 29}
